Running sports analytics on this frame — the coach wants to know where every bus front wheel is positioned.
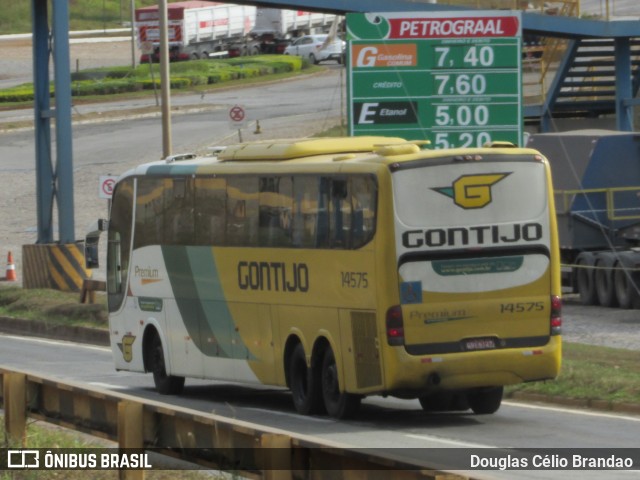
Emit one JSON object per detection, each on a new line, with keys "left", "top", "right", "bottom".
{"left": 468, "top": 386, "right": 503, "bottom": 414}
{"left": 150, "top": 335, "right": 185, "bottom": 395}
{"left": 321, "top": 348, "right": 361, "bottom": 419}
{"left": 289, "top": 343, "right": 323, "bottom": 415}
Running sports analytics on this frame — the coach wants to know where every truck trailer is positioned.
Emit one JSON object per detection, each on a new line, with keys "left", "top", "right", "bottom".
{"left": 135, "top": 1, "right": 338, "bottom": 61}
{"left": 527, "top": 130, "right": 640, "bottom": 308}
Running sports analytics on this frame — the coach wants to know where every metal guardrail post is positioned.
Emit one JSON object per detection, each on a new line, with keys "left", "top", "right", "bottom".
{"left": 260, "top": 433, "right": 292, "bottom": 480}
{"left": 0, "top": 367, "right": 469, "bottom": 478}
{"left": 3, "top": 372, "right": 27, "bottom": 445}
{"left": 118, "top": 400, "right": 145, "bottom": 480}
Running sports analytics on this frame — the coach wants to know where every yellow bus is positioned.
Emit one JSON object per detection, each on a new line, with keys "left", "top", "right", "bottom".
{"left": 86, "top": 136, "right": 562, "bottom": 419}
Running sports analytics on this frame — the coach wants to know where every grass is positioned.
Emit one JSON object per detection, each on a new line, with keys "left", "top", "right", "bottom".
{"left": 0, "top": 0, "right": 158, "bottom": 34}
{"left": 1, "top": 284, "right": 639, "bottom": 408}
{"left": 506, "top": 342, "right": 640, "bottom": 405}
{"left": 0, "top": 285, "right": 107, "bottom": 326}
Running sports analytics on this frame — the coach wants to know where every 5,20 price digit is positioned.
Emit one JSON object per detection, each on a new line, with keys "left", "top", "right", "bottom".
{"left": 434, "top": 131, "right": 493, "bottom": 149}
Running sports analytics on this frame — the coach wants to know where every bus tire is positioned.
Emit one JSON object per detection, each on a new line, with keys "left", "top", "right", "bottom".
{"left": 576, "top": 252, "right": 598, "bottom": 305}
{"left": 150, "top": 335, "right": 185, "bottom": 395}
{"left": 289, "top": 343, "right": 323, "bottom": 415}
{"left": 321, "top": 347, "right": 361, "bottom": 419}
{"left": 468, "top": 386, "right": 503, "bottom": 415}
{"left": 594, "top": 252, "right": 618, "bottom": 307}
{"left": 614, "top": 252, "right": 640, "bottom": 309}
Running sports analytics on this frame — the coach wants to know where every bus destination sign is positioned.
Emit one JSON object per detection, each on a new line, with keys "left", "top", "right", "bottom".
{"left": 346, "top": 11, "right": 523, "bottom": 148}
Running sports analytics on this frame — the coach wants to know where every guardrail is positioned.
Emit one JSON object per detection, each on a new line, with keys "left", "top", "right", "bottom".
{"left": 0, "top": 367, "right": 468, "bottom": 480}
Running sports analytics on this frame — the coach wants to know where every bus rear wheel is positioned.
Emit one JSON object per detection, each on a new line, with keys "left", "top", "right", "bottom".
{"left": 150, "top": 335, "right": 185, "bottom": 395}
{"left": 468, "top": 386, "right": 503, "bottom": 414}
{"left": 289, "top": 344, "right": 323, "bottom": 415}
{"left": 321, "top": 348, "right": 361, "bottom": 419}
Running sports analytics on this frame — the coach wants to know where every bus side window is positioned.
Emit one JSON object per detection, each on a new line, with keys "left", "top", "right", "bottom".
{"left": 134, "top": 177, "right": 167, "bottom": 249}
{"left": 107, "top": 178, "right": 134, "bottom": 313}
{"left": 350, "top": 176, "right": 377, "bottom": 248}
{"left": 330, "top": 178, "right": 351, "bottom": 249}
{"left": 194, "top": 177, "right": 227, "bottom": 246}
{"left": 164, "top": 178, "right": 195, "bottom": 245}
{"left": 259, "top": 176, "right": 293, "bottom": 247}
{"left": 227, "top": 177, "right": 259, "bottom": 246}
{"left": 292, "top": 176, "right": 320, "bottom": 248}
{"left": 315, "top": 177, "right": 331, "bottom": 248}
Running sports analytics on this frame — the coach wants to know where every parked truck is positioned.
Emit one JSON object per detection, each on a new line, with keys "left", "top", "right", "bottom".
{"left": 135, "top": 1, "right": 338, "bottom": 62}
{"left": 526, "top": 130, "right": 640, "bottom": 308}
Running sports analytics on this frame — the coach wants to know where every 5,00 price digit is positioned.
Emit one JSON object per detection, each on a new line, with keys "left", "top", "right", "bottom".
{"left": 435, "top": 105, "right": 490, "bottom": 126}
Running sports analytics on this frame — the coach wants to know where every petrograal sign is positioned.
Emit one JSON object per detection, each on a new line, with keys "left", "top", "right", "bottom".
{"left": 346, "top": 11, "right": 523, "bottom": 148}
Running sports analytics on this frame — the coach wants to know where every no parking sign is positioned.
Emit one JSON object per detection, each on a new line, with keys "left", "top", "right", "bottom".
{"left": 228, "top": 104, "right": 248, "bottom": 128}
{"left": 99, "top": 175, "right": 119, "bottom": 199}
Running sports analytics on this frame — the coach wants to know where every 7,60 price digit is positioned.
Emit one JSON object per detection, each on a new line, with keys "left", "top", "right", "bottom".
{"left": 434, "top": 73, "right": 487, "bottom": 95}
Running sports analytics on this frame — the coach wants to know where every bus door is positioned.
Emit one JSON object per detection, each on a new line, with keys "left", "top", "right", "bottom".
{"left": 391, "top": 157, "right": 554, "bottom": 356}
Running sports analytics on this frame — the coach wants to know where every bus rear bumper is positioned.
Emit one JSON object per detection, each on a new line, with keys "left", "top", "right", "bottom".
{"left": 382, "top": 336, "right": 561, "bottom": 395}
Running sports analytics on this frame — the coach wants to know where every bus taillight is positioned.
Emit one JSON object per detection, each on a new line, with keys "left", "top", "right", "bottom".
{"left": 386, "top": 305, "right": 405, "bottom": 346}
{"left": 550, "top": 295, "right": 562, "bottom": 336}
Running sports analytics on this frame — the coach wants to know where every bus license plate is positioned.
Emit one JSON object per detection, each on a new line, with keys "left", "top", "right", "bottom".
{"left": 465, "top": 338, "right": 496, "bottom": 351}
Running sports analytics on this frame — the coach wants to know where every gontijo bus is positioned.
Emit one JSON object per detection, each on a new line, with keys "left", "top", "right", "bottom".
{"left": 86, "top": 136, "right": 562, "bottom": 419}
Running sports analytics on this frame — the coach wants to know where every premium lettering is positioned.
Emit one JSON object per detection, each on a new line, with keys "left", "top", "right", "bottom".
{"left": 238, "top": 261, "right": 309, "bottom": 292}
{"left": 402, "top": 223, "right": 543, "bottom": 249}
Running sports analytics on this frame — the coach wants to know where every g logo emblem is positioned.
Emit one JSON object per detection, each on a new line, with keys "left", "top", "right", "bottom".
{"left": 433, "top": 173, "right": 510, "bottom": 209}
{"left": 119, "top": 335, "right": 136, "bottom": 363}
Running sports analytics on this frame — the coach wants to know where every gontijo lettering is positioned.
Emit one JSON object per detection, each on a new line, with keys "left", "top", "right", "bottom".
{"left": 402, "top": 223, "right": 543, "bottom": 249}
{"left": 238, "top": 261, "right": 309, "bottom": 292}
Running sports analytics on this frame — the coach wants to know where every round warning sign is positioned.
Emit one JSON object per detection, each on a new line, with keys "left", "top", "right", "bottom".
{"left": 99, "top": 175, "right": 119, "bottom": 199}
{"left": 229, "top": 104, "right": 247, "bottom": 127}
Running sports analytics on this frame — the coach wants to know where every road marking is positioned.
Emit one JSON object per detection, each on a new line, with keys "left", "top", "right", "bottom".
{"left": 244, "top": 407, "right": 333, "bottom": 423}
{"left": 88, "top": 382, "right": 128, "bottom": 390}
{"left": 503, "top": 400, "right": 640, "bottom": 422}
{"left": 0, "top": 334, "right": 110, "bottom": 352}
{"left": 405, "top": 434, "right": 496, "bottom": 448}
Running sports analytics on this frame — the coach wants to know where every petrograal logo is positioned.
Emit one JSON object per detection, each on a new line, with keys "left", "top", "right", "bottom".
{"left": 433, "top": 173, "right": 511, "bottom": 209}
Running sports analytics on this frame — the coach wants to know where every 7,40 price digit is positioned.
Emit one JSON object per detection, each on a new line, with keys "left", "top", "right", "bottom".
{"left": 434, "top": 45, "right": 496, "bottom": 68}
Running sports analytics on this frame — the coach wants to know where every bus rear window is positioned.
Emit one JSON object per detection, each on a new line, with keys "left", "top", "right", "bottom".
{"left": 393, "top": 161, "right": 547, "bottom": 228}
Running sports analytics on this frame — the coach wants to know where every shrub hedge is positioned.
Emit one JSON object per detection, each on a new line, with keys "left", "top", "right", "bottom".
{"left": 1, "top": 55, "right": 307, "bottom": 104}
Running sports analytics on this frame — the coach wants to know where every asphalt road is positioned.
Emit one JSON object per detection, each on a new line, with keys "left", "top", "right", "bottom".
{"left": 0, "top": 334, "right": 638, "bottom": 480}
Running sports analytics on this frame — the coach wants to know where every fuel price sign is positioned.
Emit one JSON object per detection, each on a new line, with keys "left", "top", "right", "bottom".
{"left": 347, "top": 11, "right": 523, "bottom": 147}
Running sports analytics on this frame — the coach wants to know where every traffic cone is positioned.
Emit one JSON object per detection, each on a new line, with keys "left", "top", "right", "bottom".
{"left": 5, "top": 251, "right": 17, "bottom": 281}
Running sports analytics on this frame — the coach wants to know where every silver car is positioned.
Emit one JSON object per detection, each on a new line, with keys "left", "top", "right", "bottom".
{"left": 284, "top": 34, "right": 344, "bottom": 64}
